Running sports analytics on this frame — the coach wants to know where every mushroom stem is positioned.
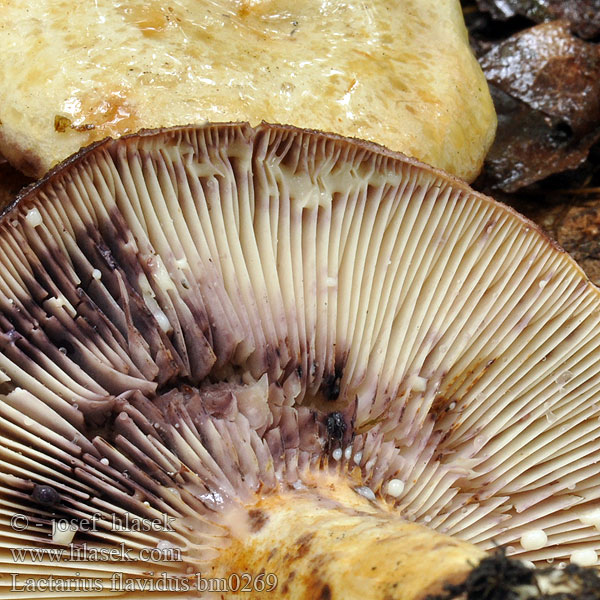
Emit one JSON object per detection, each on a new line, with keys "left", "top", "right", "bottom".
{"left": 215, "top": 474, "right": 485, "bottom": 599}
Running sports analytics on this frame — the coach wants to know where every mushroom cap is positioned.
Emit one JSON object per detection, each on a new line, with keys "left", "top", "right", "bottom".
{"left": 0, "top": 0, "right": 495, "bottom": 181}
{"left": 1, "top": 123, "right": 599, "bottom": 593}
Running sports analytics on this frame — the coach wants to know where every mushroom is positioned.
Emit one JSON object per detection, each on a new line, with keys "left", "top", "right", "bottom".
{"left": 1, "top": 123, "right": 599, "bottom": 599}
{"left": 0, "top": 0, "right": 495, "bottom": 182}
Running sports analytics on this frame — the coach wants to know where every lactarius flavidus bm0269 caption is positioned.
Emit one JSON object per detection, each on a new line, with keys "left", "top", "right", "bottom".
{"left": 1, "top": 124, "right": 599, "bottom": 599}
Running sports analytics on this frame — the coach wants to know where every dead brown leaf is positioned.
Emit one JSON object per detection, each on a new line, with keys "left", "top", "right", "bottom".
{"left": 476, "top": 0, "right": 600, "bottom": 39}
{"left": 479, "top": 20, "right": 600, "bottom": 191}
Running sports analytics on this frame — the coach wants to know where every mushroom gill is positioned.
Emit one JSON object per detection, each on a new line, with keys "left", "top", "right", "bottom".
{"left": 0, "top": 123, "right": 599, "bottom": 598}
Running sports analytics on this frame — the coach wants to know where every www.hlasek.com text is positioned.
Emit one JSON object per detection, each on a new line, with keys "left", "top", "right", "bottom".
{"left": 11, "top": 542, "right": 181, "bottom": 564}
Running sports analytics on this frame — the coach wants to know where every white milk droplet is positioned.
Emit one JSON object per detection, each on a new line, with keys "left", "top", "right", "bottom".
{"left": 520, "top": 529, "right": 548, "bottom": 551}
{"left": 579, "top": 508, "right": 600, "bottom": 528}
{"left": 26, "top": 208, "right": 43, "bottom": 227}
{"left": 52, "top": 524, "right": 77, "bottom": 545}
{"left": 412, "top": 376, "right": 427, "bottom": 393}
{"left": 386, "top": 479, "right": 405, "bottom": 498}
{"left": 154, "top": 311, "right": 171, "bottom": 333}
{"left": 355, "top": 486, "right": 376, "bottom": 502}
{"left": 570, "top": 549, "right": 598, "bottom": 566}
{"left": 555, "top": 370, "right": 573, "bottom": 386}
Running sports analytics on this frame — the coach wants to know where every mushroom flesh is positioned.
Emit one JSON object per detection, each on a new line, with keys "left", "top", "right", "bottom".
{"left": 0, "top": 0, "right": 495, "bottom": 181}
